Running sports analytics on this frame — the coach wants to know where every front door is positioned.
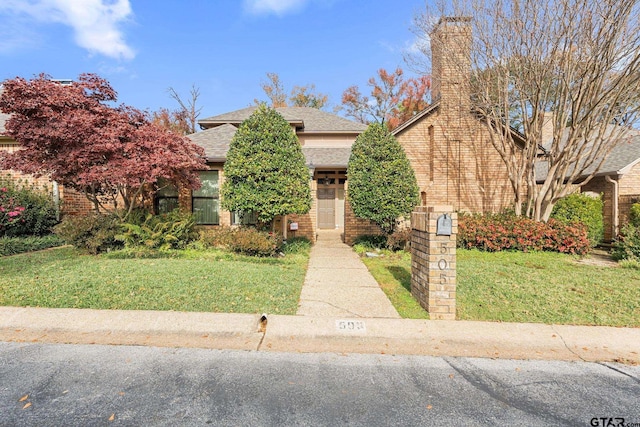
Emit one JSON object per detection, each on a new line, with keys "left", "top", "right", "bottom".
{"left": 317, "top": 188, "right": 336, "bottom": 229}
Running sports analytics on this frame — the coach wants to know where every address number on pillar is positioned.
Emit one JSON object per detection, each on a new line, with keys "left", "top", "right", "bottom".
{"left": 438, "top": 259, "right": 448, "bottom": 270}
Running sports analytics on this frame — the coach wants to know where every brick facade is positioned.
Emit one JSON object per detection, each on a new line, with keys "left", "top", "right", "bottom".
{"left": 581, "top": 164, "right": 640, "bottom": 242}
{"left": 394, "top": 18, "right": 516, "bottom": 217}
{"left": 343, "top": 197, "right": 384, "bottom": 246}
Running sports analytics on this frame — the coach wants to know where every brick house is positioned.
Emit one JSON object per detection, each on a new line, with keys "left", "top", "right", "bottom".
{"left": 392, "top": 17, "right": 517, "bottom": 217}
{"left": 0, "top": 110, "right": 101, "bottom": 217}
{"left": 179, "top": 106, "right": 367, "bottom": 242}
{"left": 556, "top": 130, "right": 640, "bottom": 242}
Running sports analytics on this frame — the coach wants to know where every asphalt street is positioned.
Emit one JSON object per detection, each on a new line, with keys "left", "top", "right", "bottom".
{"left": 1, "top": 342, "right": 639, "bottom": 426}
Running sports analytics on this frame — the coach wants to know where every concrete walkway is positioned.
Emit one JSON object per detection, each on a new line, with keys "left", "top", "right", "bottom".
{"left": 296, "top": 230, "right": 400, "bottom": 318}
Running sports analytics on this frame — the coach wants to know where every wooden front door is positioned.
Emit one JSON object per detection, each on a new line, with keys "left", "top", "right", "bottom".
{"left": 317, "top": 188, "right": 336, "bottom": 229}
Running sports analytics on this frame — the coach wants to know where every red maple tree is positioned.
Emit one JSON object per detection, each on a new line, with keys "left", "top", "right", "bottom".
{"left": 0, "top": 73, "right": 206, "bottom": 219}
{"left": 341, "top": 67, "right": 431, "bottom": 130}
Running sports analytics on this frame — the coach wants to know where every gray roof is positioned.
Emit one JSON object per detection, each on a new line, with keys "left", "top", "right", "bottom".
{"left": 302, "top": 147, "right": 352, "bottom": 168}
{"left": 536, "top": 128, "right": 640, "bottom": 181}
{"left": 199, "top": 106, "right": 367, "bottom": 133}
{"left": 187, "top": 123, "right": 237, "bottom": 161}
{"left": 187, "top": 123, "right": 353, "bottom": 167}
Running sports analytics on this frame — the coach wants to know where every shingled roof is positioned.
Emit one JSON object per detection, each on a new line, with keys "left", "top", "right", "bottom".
{"left": 187, "top": 123, "right": 237, "bottom": 162}
{"left": 535, "top": 128, "right": 640, "bottom": 180}
{"left": 187, "top": 122, "right": 356, "bottom": 167}
{"left": 198, "top": 106, "right": 367, "bottom": 133}
{"left": 302, "top": 147, "right": 352, "bottom": 168}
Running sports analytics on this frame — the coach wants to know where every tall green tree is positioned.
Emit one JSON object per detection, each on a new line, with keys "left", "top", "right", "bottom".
{"left": 221, "top": 105, "right": 311, "bottom": 227}
{"left": 347, "top": 123, "right": 419, "bottom": 234}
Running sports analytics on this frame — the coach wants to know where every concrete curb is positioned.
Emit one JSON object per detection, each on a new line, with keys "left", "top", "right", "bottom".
{"left": 262, "top": 316, "right": 640, "bottom": 363}
{"left": 1, "top": 307, "right": 639, "bottom": 363}
{"left": 0, "top": 307, "right": 263, "bottom": 351}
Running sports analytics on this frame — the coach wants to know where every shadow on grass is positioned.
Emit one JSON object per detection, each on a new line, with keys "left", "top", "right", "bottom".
{"left": 387, "top": 266, "right": 411, "bottom": 292}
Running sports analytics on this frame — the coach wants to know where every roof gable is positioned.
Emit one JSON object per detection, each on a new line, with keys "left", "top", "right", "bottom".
{"left": 392, "top": 102, "right": 440, "bottom": 136}
{"left": 199, "top": 106, "right": 366, "bottom": 134}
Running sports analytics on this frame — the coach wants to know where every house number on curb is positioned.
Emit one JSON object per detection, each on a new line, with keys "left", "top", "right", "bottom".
{"left": 336, "top": 320, "right": 366, "bottom": 332}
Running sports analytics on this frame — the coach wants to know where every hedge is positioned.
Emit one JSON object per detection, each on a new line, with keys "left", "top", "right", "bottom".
{"left": 457, "top": 213, "right": 590, "bottom": 255}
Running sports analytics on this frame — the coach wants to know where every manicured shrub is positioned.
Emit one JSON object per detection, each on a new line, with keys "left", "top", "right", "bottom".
{"left": 457, "top": 213, "right": 590, "bottom": 255}
{"left": 0, "top": 235, "right": 64, "bottom": 256}
{"left": 117, "top": 210, "right": 196, "bottom": 250}
{"left": 197, "top": 226, "right": 282, "bottom": 256}
{"left": 54, "top": 214, "right": 122, "bottom": 254}
{"left": 221, "top": 104, "right": 311, "bottom": 226}
{"left": 227, "top": 228, "right": 282, "bottom": 257}
{"left": 347, "top": 123, "right": 419, "bottom": 235}
{"left": 612, "top": 223, "right": 640, "bottom": 261}
{"left": 0, "top": 179, "right": 57, "bottom": 237}
{"left": 197, "top": 227, "right": 236, "bottom": 249}
{"left": 551, "top": 193, "right": 604, "bottom": 246}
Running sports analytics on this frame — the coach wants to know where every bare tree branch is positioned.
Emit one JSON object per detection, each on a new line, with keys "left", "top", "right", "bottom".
{"left": 411, "top": 0, "right": 640, "bottom": 220}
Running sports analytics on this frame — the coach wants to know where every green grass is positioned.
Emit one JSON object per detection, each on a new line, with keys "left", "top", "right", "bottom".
{"left": 0, "top": 247, "right": 309, "bottom": 314}
{"left": 362, "top": 249, "right": 640, "bottom": 327}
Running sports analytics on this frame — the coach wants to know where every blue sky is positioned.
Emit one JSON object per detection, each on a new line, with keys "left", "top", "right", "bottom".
{"left": 0, "top": 0, "right": 431, "bottom": 121}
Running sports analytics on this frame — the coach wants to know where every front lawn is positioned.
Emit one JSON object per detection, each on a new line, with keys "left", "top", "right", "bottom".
{"left": 0, "top": 247, "right": 308, "bottom": 314}
{"left": 362, "top": 249, "right": 640, "bottom": 327}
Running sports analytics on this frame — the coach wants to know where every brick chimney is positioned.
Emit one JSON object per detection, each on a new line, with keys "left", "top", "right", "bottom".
{"left": 430, "top": 17, "right": 472, "bottom": 116}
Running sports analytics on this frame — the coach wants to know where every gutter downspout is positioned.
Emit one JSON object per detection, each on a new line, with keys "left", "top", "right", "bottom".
{"left": 605, "top": 175, "right": 619, "bottom": 240}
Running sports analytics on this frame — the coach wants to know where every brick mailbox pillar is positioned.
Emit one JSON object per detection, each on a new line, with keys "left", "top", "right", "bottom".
{"left": 410, "top": 205, "right": 457, "bottom": 320}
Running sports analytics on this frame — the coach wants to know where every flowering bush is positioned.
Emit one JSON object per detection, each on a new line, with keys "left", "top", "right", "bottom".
{"left": 457, "top": 213, "right": 590, "bottom": 255}
{"left": 0, "top": 180, "right": 58, "bottom": 237}
{"left": 0, "top": 187, "right": 25, "bottom": 233}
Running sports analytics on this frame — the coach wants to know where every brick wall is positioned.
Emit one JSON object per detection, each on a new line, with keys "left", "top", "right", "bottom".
{"left": 396, "top": 110, "right": 515, "bottom": 215}
{"left": 343, "top": 197, "right": 384, "bottom": 245}
{"left": 396, "top": 17, "right": 516, "bottom": 217}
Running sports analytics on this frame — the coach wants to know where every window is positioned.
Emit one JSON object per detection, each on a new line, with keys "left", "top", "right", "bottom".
{"left": 231, "top": 211, "right": 258, "bottom": 226}
{"left": 192, "top": 171, "right": 219, "bottom": 225}
{"left": 156, "top": 180, "right": 179, "bottom": 214}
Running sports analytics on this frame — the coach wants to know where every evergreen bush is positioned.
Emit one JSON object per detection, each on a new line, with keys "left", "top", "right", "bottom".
{"left": 54, "top": 214, "right": 122, "bottom": 254}
{"left": 551, "top": 193, "right": 604, "bottom": 246}
{"left": 221, "top": 105, "right": 311, "bottom": 227}
{"left": 347, "top": 123, "right": 419, "bottom": 235}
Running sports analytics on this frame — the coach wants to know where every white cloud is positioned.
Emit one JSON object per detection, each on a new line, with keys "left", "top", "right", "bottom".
{"left": 405, "top": 35, "right": 429, "bottom": 55}
{"left": 243, "top": 0, "right": 310, "bottom": 16}
{"left": 0, "top": 0, "right": 135, "bottom": 60}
